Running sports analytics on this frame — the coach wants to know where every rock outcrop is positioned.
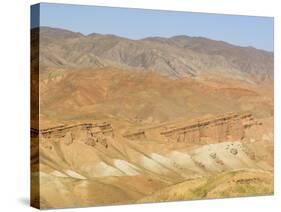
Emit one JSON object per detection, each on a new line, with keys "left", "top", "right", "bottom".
{"left": 160, "top": 112, "right": 258, "bottom": 143}
{"left": 31, "top": 122, "right": 113, "bottom": 148}
{"left": 31, "top": 112, "right": 259, "bottom": 149}
{"left": 123, "top": 112, "right": 260, "bottom": 144}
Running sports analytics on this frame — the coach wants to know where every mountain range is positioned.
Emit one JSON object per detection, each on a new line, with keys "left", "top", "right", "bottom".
{"left": 33, "top": 27, "right": 273, "bottom": 83}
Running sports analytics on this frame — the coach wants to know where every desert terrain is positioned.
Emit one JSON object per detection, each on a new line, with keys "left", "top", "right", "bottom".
{"left": 31, "top": 27, "right": 273, "bottom": 209}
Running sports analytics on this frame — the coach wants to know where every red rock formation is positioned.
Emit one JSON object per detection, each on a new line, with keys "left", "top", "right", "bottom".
{"left": 160, "top": 112, "right": 258, "bottom": 144}
{"left": 31, "top": 122, "right": 114, "bottom": 148}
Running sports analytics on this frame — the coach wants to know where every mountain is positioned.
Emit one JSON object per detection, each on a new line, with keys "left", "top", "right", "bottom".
{"left": 34, "top": 27, "right": 273, "bottom": 82}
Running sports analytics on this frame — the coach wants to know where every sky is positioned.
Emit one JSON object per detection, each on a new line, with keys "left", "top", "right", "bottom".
{"left": 31, "top": 3, "right": 274, "bottom": 51}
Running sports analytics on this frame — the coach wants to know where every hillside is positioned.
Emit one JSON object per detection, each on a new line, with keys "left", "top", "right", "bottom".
{"left": 38, "top": 67, "right": 273, "bottom": 126}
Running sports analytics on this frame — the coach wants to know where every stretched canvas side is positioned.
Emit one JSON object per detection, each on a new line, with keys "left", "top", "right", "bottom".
{"left": 30, "top": 4, "right": 40, "bottom": 209}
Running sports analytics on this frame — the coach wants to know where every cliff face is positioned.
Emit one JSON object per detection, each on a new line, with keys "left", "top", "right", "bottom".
{"left": 124, "top": 112, "right": 259, "bottom": 144}
{"left": 160, "top": 112, "right": 259, "bottom": 144}
{"left": 33, "top": 112, "right": 259, "bottom": 148}
{"left": 32, "top": 122, "right": 113, "bottom": 149}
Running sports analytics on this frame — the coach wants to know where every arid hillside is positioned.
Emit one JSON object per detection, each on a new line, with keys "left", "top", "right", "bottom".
{"left": 38, "top": 67, "right": 273, "bottom": 127}
{"left": 31, "top": 112, "right": 273, "bottom": 208}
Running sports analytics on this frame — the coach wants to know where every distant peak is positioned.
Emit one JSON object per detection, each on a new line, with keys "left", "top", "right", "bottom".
{"left": 170, "top": 35, "right": 191, "bottom": 39}
{"left": 87, "top": 32, "right": 128, "bottom": 41}
{"left": 40, "top": 26, "right": 84, "bottom": 35}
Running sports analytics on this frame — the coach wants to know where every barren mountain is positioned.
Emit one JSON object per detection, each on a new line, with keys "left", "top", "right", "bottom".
{"left": 35, "top": 27, "right": 273, "bottom": 82}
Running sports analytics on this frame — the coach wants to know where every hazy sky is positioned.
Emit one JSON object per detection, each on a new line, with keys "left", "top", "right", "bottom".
{"left": 32, "top": 3, "right": 274, "bottom": 51}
